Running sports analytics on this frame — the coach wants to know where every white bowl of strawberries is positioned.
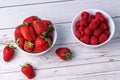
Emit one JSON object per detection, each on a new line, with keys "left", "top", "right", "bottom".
{"left": 71, "top": 9, "right": 115, "bottom": 48}
{"left": 14, "top": 16, "right": 57, "bottom": 56}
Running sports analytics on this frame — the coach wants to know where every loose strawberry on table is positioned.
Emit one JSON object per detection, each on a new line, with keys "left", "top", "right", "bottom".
{"left": 21, "top": 63, "right": 36, "bottom": 79}
{"left": 3, "top": 45, "right": 16, "bottom": 62}
{"left": 56, "top": 47, "right": 72, "bottom": 60}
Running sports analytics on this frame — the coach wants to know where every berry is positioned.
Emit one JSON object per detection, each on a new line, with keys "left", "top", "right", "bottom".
{"left": 90, "top": 36, "right": 98, "bottom": 45}
{"left": 80, "top": 19, "right": 88, "bottom": 27}
{"left": 80, "top": 35, "right": 90, "bottom": 44}
{"left": 95, "top": 12, "right": 105, "bottom": 22}
{"left": 104, "top": 30, "right": 110, "bottom": 37}
{"left": 75, "top": 30, "right": 84, "bottom": 38}
{"left": 75, "top": 20, "right": 80, "bottom": 30}
{"left": 89, "top": 23, "right": 98, "bottom": 30}
{"left": 94, "top": 28, "right": 102, "bottom": 36}
{"left": 100, "top": 23, "right": 107, "bottom": 30}
{"left": 99, "top": 34, "right": 108, "bottom": 43}
{"left": 81, "top": 11, "right": 90, "bottom": 19}
{"left": 84, "top": 28, "right": 92, "bottom": 36}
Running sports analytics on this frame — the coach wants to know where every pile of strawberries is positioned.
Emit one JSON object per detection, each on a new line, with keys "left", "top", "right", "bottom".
{"left": 14, "top": 16, "right": 54, "bottom": 53}
{"left": 75, "top": 11, "right": 110, "bottom": 45}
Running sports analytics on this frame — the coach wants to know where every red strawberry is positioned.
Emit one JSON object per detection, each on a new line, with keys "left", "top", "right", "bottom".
{"left": 33, "top": 36, "right": 51, "bottom": 53}
{"left": 33, "top": 20, "right": 48, "bottom": 35}
{"left": 21, "top": 63, "right": 36, "bottom": 79}
{"left": 81, "top": 11, "right": 90, "bottom": 19}
{"left": 84, "top": 28, "right": 92, "bottom": 36}
{"left": 94, "top": 28, "right": 102, "bottom": 36}
{"left": 99, "top": 33, "right": 108, "bottom": 43}
{"left": 80, "top": 19, "right": 88, "bottom": 27}
{"left": 100, "top": 23, "right": 107, "bottom": 30}
{"left": 20, "top": 24, "right": 37, "bottom": 41}
{"left": 14, "top": 26, "right": 22, "bottom": 39}
{"left": 42, "top": 20, "right": 52, "bottom": 27}
{"left": 16, "top": 37, "right": 26, "bottom": 48}
{"left": 75, "top": 30, "right": 84, "bottom": 38}
{"left": 56, "top": 47, "right": 72, "bottom": 60}
{"left": 89, "top": 23, "right": 98, "bottom": 30}
{"left": 80, "top": 35, "right": 90, "bottom": 44}
{"left": 24, "top": 41, "right": 34, "bottom": 52}
{"left": 90, "top": 36, "right": 98, "bottom": 45}
{"left": 23, "top": 16, "right": 39, "bottom": 23}
{"left": 3, "top": 45, "right": 16, "bottom": 62}
{"left": 95, "top": 12, "right": 105, "bottom": 22}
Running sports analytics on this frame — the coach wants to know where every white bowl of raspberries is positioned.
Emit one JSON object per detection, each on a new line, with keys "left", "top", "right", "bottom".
{"left": 14, "top": 16, "right": 57, "bottom": 56}
{"left": 71, "top": 9, "right": 115, "bottom": 48}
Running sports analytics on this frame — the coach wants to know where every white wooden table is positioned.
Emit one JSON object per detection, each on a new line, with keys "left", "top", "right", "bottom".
{"left": 0, "top": 0, "right": 120, "bottom": 80}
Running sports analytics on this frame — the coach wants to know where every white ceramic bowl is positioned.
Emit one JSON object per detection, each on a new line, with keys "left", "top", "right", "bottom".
{"left": 14, "top": 19, "right": 57, "bottom": 56}
{"left": 71, "top": 9, "right": 115, "bottom": 48}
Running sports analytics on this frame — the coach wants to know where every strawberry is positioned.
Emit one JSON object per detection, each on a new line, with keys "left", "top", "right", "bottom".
{"left": 94, "top": 28, "right": 102, "bottom": 36}
{"left": 20, "top": 24, "right": 37, "bottom": 41}
{"left": 99, "top": 33, "right": 108, "bottom": 43}
{"left": 42, "top": 20, "right": 52, "bottom": 27}
{"left": 56, "top": 47, "right": 72, "bottom": 60}
{"left": 3, "top": 45, "right": 16, "bottom": 62}
{"left": 90, "top": 36, "right": 98, "bottom": 45}
{"left": 81, "top": 11, "right": 90, "bottom": 19}
{"left": 14, "top": 26, "right": 22, "bottom": 39}
{"left": 24, "top": 41, "right": 34, "bottom": 52}
{"left": 33, "top": 36, "right": 51, "bottom": 53}
{"left": 21, "top": 63, "right": 36, "bottom": 79}
{"left": 100, "top": 23, "right": 107, "bottom": 30}
{"left": 89, "top": 23, "right": 98, "bottom": 30}
{"left": 84, "top": 27, "right": 92, "bottom": 36}
{"left": 80, "top": 35, "right": 90, "bottom": 44}
{"left": 23, "top": 16, "right": 39, "bottom": 23}
{"left": 80, "top": 19, "right": 88, "bottom": 27}
{"left": 16, "top": 37, "right": 26, "bottom": 48}
{"left": 33, "top": 20, "right": 48, "bottom": 35}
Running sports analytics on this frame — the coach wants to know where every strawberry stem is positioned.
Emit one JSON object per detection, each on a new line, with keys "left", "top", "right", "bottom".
{"left": 64, "top": 52, "right": 72, "bottom": 60}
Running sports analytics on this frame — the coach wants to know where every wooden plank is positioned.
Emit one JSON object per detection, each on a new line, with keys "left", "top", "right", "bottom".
{"left": 0, "top": 0, "right": 120, "bottom": 29}
{"left": 0, "top": 61, "right": 120, "bottom": 79}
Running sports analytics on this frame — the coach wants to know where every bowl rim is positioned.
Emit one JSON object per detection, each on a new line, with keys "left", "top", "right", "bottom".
{"left": 71, "top": 9, "right": 115, "bottom": 48}
{"left": 14, "top": 21, "right": 57, "bottom": 56}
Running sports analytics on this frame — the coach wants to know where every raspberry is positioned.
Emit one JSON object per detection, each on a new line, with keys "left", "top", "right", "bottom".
{"left": 75, "top": 30, "right": 84, "bottom": 38}
{"left": 80, "top": 35, "right": 90, "bottom": 44}
{"left": 78, "top": 26, "right": 85, "bottom": 31}
{"left": 90, "top": 15, "right": 95, "bottom": 19}
{"left": 81, "top": 11, "right": 90, "bottom": 19}
{"left": 84, "top": 28, "right": 92, "bottom": 36}
{"left": 100, "top": 23, "right": 107, "bottom": 30}
{"left": 103, "top": 18, "right": 108, "bottom": 25}
{"left": 104, "top": 30, "right": 110, "bottom": 37}
{"left": 99, "top": 33, "right": 108, "bottom": 43}
{"left": 80, "top": 19, "right": 88, "bottom": 27}
{"left": 90, "top": 36, "right": 98, "bottom": 45}
{"left": 75, "top": 20, "right": 80, "bottom": 30}
{"left": 95, "top": 12, "right": 105, "bottom": 22}
{"left": 94, "top": 28, "right": 102, "bottom": 36}
{"left": 89, "top": 23, "right": 98, "bottom": 30}
{"left": 92, "top": 18, "right": 101, "bottom": 25}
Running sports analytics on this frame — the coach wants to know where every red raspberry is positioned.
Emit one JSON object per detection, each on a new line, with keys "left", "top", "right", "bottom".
{"left": 80, "top": 19, "right": 88, "bottom": 27}
{"left": 75, "top": 20, "right": 80, "bottom": 30}
{"left": 94, "top": 28, "right": 102, "bottom": 36}
{"left": 87, "top": 17, "right": 92, "bottom": 24}
{"left": 103, "top": 18, "right": 108, "bottom": 25}
{"left": 80, "top": 35, "right": 90, "bottom": 44}
{"left": 90, "top": 36, "right": 98, "bottom": 45}
{"left": 81, "top": 11, "right": 90, "bottom": 19}
{"left": 99, "top": 33, "right": 108, "bottom": 43}
{"left": 90, "top": 15, "right": 95, "bottom": 19}
{"left": 95, "top": 12, "right": 105, "bottom": 22}
{"left": 92, "top": 18, "right": 101, "bottom": 25}
{"left": 78, "top": 26, "right": 85, "bottom": 31}
{"left": 75, "top": 30, "right": 84, "bottom": 38}
{"left": 100, "top": 23, "right": 107, "bottom": 30}
{"left": 89, "top": 23, "right": 98, "bottom": 30}
{"left": 104, "top": 30, "right": 110, "bottom": 37}
{"left": 84, "top": 28, "right": 92, "bottom": 36}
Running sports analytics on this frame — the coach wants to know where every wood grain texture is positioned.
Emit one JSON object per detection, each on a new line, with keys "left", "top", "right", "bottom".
{"left": 0, "top": 0, "right": 120, "bottom": 80}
